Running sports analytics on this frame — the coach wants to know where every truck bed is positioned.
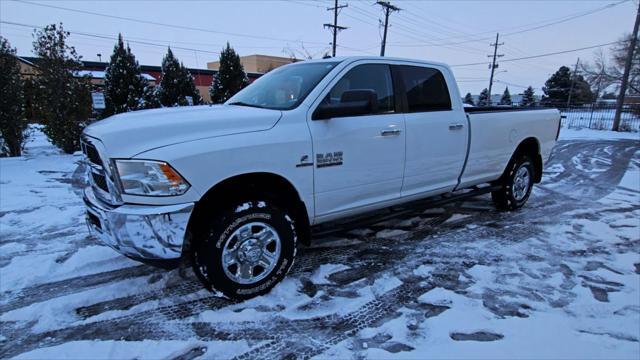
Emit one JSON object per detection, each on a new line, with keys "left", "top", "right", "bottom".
{"left": 457, "top": 107, "right": 561, "bottom": 189}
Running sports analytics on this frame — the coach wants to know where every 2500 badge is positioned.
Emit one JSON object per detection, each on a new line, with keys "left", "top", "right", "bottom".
{"left": 316, "top": 151, "right": 343, "bottom": 168}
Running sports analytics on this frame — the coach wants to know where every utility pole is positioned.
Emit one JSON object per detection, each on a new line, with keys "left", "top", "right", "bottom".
{"left": 324, "top": 0, "right": 348, "bottom": 57}
{"left": 377, "top": 1, "right": 400, "bottom": 56}
{"left": 613, "top": 1, "right": 640, "bottom": 131}
{"left": 487, "top": 33, "right": 504, "bottom": 106}
{"left": 566, "top": 57, "right": 580, "bottom": 108}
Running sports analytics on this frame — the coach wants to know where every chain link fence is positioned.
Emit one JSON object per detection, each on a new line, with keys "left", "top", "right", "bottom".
{"left": 544, "top": 103, "right": 640, "bottom": 132}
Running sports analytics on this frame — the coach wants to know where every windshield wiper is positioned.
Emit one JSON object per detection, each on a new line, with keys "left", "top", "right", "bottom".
{"left": 228, "top": 101, "right": 266, "bottom": 109}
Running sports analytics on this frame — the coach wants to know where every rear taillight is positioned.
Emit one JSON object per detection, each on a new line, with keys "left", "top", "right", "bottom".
{"left": 556, "top": 115, "right": 565, "bottom": 140}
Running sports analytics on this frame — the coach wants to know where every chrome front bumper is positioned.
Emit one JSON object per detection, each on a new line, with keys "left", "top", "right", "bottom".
{"left": 83, "top": 187, "right": 194, "bottom": 261}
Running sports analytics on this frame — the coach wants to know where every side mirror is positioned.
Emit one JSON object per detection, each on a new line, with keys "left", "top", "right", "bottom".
{"left": 313, "top": 89, "right": 379, "bottom": 120}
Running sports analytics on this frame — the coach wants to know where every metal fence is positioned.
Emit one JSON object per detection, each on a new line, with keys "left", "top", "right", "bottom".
{"left": 547, "top": 103, "right": 640, "bottom": 132}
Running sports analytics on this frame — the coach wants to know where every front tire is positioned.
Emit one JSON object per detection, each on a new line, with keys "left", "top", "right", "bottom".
{"left": 192, "top": 200, "right": 297, "bottom": 300}
{"left": 492, "top": 154, "right": 535, "bottom": 211}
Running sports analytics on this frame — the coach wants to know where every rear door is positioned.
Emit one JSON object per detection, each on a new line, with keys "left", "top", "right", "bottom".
{"left": 307, "top": 62, "right": 406, "bottom": 220}
{"left": 395, "top": 65, "right": 468, "bottom": 197}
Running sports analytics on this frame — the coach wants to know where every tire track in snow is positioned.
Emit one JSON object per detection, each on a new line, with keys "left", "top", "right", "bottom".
{"left": 0, "top": 198, "right": 549, "bottom": 359}
{"left": 0, "top": 265, "right": 162, "bottom": 314}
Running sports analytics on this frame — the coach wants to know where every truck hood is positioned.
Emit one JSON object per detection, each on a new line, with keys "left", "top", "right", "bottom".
{"left": 83, "top": 105, "right": 282, "bottom": 157}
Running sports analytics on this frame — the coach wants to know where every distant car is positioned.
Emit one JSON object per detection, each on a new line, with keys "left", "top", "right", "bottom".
{"left": 82, "top": 56, "right": 561, "bottom": 300}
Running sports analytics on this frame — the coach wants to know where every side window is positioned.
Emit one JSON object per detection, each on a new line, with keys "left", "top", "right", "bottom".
{"left": 398, "top": 66, "right": 452, "bottom": 112}
{"left": 325, "top": 64, "right": 395, "bottom": 114}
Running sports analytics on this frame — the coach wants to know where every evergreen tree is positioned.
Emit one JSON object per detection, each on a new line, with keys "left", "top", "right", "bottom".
{"left": 0, "top": 37, "right": 27, "bottom": 157}
{"left": 463, "top": 92, "right": 475, "bottom": 106}
{"left": 158, "top": 47, "right": 183, "bottom": 106}
{"left": 157, "top": 48, "right": 200, "bottom": 106}
{"left": 103, "top": 34, "right": 148, "bottom": 117}
{"left": 542, "top": 66, "right": 594, "bottom": 106}
{"left": 23, "top": 77, "right": 37, "bottom": 121}
{"left": 477, "top": 88, "right": 490, "bottom": 106}
{"left": 521, "top": 86, "right": 536, "bottom": 107}
{"left": 499, "top": 87, "right": 512, "bottom": 106}
{"left": 142, "top": 85, "right": 161, "bottom": 109}
{"left": 32, "top": 23, "right": 92, "bottom": 154}
{"left": 178, "top": 63, "right": 202, "bottom": 105}
{"left": 209, "top": 42, "right": 248, "bottom": 103}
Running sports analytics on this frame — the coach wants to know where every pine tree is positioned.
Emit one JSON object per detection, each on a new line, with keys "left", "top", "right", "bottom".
{"left": 178, "top": 63, "right": 202, "bottom": 105}
{"left": 521, "top": 86, "right": 536, "bottom": 107}
{"left": 157, "top": 48, "right": 201, "bottom": 106}
{"left": 158, "top": 47, "right": 183, "bottom": 106}
{"left": 142, "top": 85, "right": 161, "bottom": 109}
{"left": 0, "top": 37, "right": 27, "bottom": 157}
{"left": 463, "top": 92, "right": 475, "bottom": 106}
{"left": 499, "top": 87, "right": 512, "bottom": 106}
{"left": 477, "top": 88, "right": 490, "bottom": 107}
{"left": 542, "top": 66, "right": 594, "bottom": 106}
{"left": 103, "top": 34, "right": 147, "bottom": 117}
{"left": 32, "top": 23, "right": 92, "bottom": 154}
{"left": 209, "top": 42, "right": 248, "bottom": 103}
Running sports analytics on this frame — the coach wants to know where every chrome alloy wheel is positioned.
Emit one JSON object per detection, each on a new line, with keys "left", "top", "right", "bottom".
{"left": 512, "top": 165, "right": 531, "bottom": 201}
{"left": 221, "top": 222, "right": 282, "bottom": 285}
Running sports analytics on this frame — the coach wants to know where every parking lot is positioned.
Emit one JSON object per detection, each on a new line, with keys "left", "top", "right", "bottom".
{"left": 1, "top": 128, "right": 638, "bottom": 359}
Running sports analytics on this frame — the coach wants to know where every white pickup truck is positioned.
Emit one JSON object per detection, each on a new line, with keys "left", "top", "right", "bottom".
{"left": 82, "top": 56, "right": 561, "bottom": 299}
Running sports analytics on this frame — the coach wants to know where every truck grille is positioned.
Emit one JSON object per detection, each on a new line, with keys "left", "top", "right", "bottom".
{"left": 91, "top": 171, "right": 109, "bottom": 192}
{"left": 83, "top": 141, "right": 103, "bottom": 167}
{"left": 81, "top": 137, "right": 120, "bottom": 205}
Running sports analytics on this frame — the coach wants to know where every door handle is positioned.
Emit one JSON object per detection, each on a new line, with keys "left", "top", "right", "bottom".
{"left": 449, "top": 124, "right": 464, "bottom": 130}
{"left": 380, "top": 129, "right": 401, "bottom": 136}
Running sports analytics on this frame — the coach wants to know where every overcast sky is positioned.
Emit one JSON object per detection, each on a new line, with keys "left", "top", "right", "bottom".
{"left": 0, "top": 0, "right": 636, "bottom": 95}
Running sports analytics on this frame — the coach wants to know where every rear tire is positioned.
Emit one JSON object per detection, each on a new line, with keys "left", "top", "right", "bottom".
{"left": 492, "top": 154, "right": 535, "bottom": 211}
{"left": 192, "top": 199, "right": 297, "bottom": 300}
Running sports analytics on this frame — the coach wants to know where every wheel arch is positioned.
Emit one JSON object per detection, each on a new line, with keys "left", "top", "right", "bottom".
{"left": 512, "top": 137, "right": 543, "bottom": 183}
{"left": 186, "top": 172, "right": 311, "bottom": 249}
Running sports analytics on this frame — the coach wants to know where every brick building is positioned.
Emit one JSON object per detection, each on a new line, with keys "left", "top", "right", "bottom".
{"left": 207, "top": 54, "right": 295, "bottom": 74}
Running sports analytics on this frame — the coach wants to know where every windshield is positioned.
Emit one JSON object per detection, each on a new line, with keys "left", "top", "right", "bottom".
{"left": 227, "top": 61, "right": 339, "bottom": 110}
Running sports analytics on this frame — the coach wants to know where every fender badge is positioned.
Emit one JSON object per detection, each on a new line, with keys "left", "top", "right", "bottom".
{"left": 296, "top": 155, "right": 314, "bottom": 168}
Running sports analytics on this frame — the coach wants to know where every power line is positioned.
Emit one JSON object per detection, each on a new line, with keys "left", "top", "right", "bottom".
{"left": 15, "top": 0, "right": 329, "bottom": 46}
{"left": 451, "top": 41, "right": 622, "bottom": 67}
{"left": 324, "top": 0, "right": 348, "bottom": 57}
{"left": 495, "top": 80, "right": 535, "bottom": 90}
{"left": 350, "top": 2, "right": 484, "bottom": 56}
{"left": 376, "top": 1, "right": 401, "bottom": 56}
{"left": 2, "top": 20, "right": 329, "bottom": 52}
{"left": 385, "top": 0, "right": 629, "bottom": 48}
{"left": 1, "top": 20, "right": 221, "bottom": 55}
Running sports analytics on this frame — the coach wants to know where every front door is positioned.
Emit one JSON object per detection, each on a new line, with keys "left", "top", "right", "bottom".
{"left": 308, "top": 63, "right": 406, "bottom": 220}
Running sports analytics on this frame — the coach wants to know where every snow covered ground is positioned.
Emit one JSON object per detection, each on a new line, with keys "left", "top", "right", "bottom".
{"left": 1, "top": 127, "right": 638, "bottom": 359}
{"left": 561, "top": 109, "right": 640, "bottom": 132}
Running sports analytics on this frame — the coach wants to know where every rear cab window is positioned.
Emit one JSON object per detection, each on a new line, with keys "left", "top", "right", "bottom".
{"left": 396, "top": 65, "right": 452, "bottom": 112}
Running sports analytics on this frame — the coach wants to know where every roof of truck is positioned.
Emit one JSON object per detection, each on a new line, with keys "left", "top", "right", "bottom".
{"left": 299, "top": 56, "right": 450, "bottom": 69}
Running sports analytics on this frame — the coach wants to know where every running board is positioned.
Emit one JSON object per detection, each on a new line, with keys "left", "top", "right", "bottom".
{"left": 311, "top": 184, "right": 501, "bottom": 238}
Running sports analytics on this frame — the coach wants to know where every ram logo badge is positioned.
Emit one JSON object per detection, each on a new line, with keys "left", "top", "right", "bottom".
{"left": 296, "top": 155, "right": 314, "bottom": 168}
{"left": 316, "top": 151, "right": 343, "bottom": 168}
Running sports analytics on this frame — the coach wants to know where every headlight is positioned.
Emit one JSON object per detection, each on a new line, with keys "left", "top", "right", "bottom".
{"left": 114, "top": 160, "right": 190, "bottom": 196}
